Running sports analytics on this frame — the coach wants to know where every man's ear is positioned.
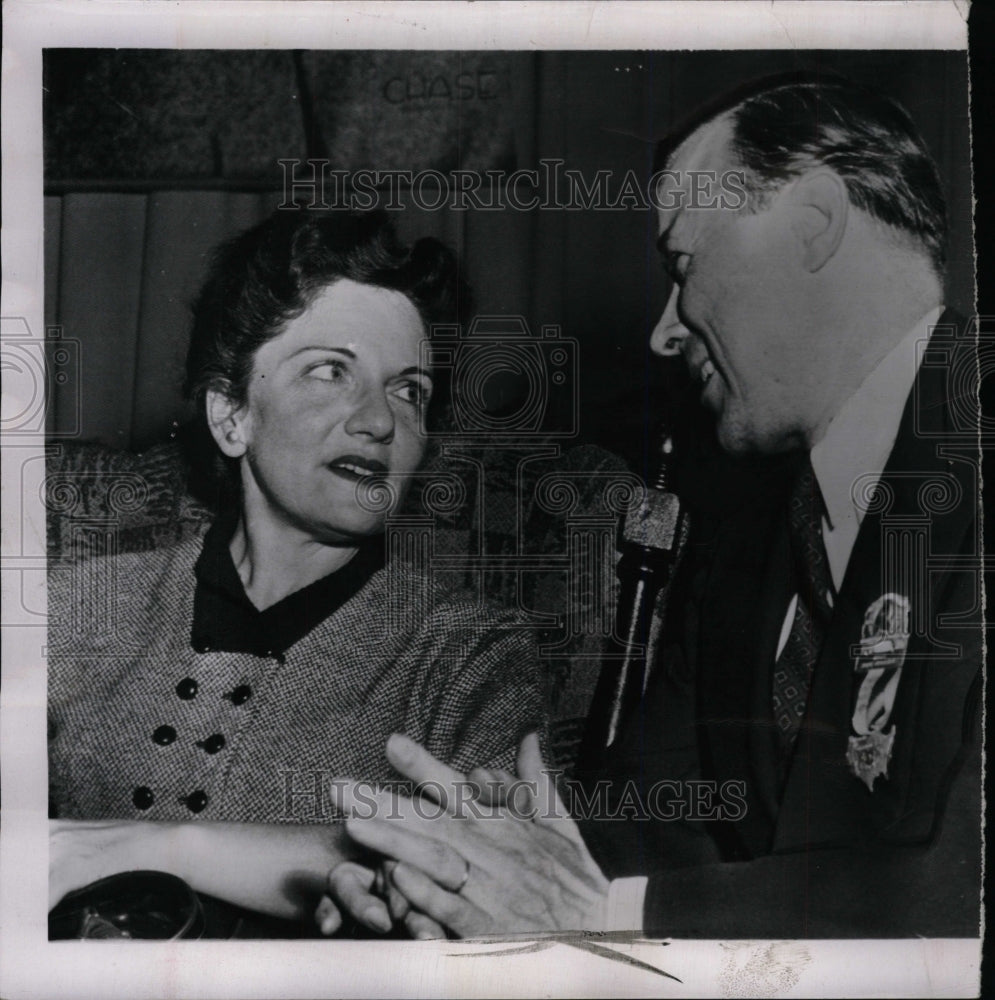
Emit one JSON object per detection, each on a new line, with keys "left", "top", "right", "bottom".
{"left": 206, "top": 385, "right": 249, "bottom": 458}
{"left": 789, "top": 169, "right": 849, "bottom": 272}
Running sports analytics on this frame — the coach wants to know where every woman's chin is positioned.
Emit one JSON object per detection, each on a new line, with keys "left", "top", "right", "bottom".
{"left": 308, "top": 517, "right": 387, "bottom": 546}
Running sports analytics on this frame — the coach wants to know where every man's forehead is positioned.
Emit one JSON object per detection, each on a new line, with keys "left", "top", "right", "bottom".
{"left": 655, "top": 115, "right": 735, "bottom": 240}
{"left": 671, "top": 115, "right": 733, "bottom": 174}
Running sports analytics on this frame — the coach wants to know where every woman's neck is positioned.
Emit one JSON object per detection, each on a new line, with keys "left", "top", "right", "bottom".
{"left": 229, "top": 514, "right": 360, "bottom": 611}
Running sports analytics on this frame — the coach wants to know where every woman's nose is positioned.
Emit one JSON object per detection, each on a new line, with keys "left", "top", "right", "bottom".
{"left": 649, "top": 286, "right": 690, "bottom": 357}
{"left": 345, "top": 389, "right": 395, "bottom": 442}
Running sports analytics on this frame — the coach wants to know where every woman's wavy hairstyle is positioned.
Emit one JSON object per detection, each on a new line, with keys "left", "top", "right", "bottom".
{"left": 181, "top": 208, "right": 466, "bottom": 503}
{"left": 185, "top": 208, "right": 464, "bottom": 414}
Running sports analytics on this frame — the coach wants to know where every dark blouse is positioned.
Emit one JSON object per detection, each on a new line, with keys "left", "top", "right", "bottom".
{"left": 191, "top": 514, "right": 385, "bottom": 659}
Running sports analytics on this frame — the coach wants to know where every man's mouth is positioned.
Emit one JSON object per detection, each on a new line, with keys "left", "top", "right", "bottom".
{"left": 327, "top": 455, "right": 388, "bottom": 481}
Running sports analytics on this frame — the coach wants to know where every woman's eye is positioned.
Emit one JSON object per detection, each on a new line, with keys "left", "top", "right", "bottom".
{"left": 307, "top": 359, "right": 349, "bottom": 382}
{"left": 393, "top": 381, "right": 431, "bottom": 407}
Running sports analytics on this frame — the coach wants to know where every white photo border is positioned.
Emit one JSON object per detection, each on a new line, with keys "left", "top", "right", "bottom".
{"left": 1, "top": 3, "right": 979, "bottom": 998}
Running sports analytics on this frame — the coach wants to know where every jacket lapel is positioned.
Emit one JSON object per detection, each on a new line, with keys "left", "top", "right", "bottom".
{"left": 774, "top": 310, "right": 980, "bottom": 849}
{"left": 695, "top": 476, "right": 789, "bottom": 855}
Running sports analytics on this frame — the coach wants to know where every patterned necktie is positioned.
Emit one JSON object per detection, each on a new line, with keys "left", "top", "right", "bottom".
{"left": 771, "top": 459, "right": 836, "bottom": 756}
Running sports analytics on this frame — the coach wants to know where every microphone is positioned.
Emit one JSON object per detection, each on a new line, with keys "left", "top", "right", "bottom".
{"left": 576, "top": 431, "right": 686, "bottom": 773}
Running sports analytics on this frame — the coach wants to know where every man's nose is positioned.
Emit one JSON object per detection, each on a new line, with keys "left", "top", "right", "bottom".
{"left": 649, "top": 286, "right": 690, "bottom": 357}
{"left": 345, "top": 388, "right": 395, "bottom": 442}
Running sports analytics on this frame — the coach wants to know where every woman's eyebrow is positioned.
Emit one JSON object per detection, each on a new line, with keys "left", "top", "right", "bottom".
{"left": 396, "top": 365, "right": 433, "bottom": 380}
{"left": 287, "top": 346, "right": 357, "bottom": 360}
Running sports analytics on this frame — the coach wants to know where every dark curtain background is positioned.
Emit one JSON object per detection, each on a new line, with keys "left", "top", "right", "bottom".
{"left": 44, "top": 49, "right": 973, "bottom": 468}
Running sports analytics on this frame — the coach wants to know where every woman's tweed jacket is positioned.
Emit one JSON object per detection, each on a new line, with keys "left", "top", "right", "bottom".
{"left": 48, "top": 530, "right": 545, "bottom": 823}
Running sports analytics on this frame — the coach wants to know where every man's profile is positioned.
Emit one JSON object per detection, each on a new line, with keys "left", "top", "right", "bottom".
{"left": 322, "top": 73, "right": 983, "bottom": 941}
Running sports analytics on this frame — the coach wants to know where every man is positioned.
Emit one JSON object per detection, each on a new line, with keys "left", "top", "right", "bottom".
{"left": 320, "top": 75, "right": 983, "bottom": 939}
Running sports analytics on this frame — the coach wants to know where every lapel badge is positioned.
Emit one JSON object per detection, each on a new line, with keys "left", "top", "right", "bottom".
{"left": 851, "top": 592, "right": 910, "bottom": 673}
{"left": 847, "top": 593, "right": 910, "bottom": 791}
{"left": 846, "top": 729, "right": 897, "bottom": 792}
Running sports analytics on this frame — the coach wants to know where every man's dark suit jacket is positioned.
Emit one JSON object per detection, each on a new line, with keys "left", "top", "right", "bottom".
{"left": 581, "top": 311, "right": 983, "bottom": 938}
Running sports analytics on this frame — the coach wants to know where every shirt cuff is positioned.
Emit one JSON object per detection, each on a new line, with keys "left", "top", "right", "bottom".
{"left": 602, "top": 876, "right": 648, "bottom": 931}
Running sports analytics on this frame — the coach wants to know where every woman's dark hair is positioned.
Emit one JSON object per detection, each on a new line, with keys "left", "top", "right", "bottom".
{"left": 184, "top": 207, "right": 463, "bottom": 415}
{"left": 181, "top": 208, "right": 465, "bottom": 504}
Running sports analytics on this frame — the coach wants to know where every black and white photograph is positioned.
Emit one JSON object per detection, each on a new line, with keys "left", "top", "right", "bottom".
{"left": 1, "top": 2, "right": 986, "bottom": 997}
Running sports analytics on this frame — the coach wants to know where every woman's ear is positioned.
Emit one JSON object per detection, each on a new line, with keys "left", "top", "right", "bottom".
{"left": 206, "top": 385, "right": 249, "bottom": 458}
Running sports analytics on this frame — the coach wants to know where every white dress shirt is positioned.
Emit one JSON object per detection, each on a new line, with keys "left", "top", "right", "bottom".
{"left": 603, "top": 306, "right": 942, "bottom": 931}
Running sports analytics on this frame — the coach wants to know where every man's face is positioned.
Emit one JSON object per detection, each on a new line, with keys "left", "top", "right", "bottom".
{"left": 650, "top": 119, "right": 817, "bottom": 455}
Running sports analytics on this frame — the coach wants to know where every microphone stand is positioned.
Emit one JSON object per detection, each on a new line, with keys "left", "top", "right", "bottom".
{"left": 575, "top": 432, "right": 685, "bottom": 776}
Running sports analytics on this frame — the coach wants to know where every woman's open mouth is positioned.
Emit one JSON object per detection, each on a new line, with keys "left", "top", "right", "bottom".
{"left": 327, "top": 455, "right": 388, "bottom": 482}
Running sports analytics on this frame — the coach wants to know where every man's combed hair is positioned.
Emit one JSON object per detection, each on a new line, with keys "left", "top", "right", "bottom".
{"left": 654, "top": 73, "right": 948, "bottom": 276}
{"left": 727, "top": 79, "right": 948, "bottom": 274}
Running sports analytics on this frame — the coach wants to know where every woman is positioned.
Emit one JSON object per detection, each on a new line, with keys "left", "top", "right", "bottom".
{"left": 48, "top": 209, "right": 545, "bottom": 932}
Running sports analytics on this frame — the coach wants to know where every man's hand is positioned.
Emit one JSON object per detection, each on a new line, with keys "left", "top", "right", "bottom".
{"left": 328, "top": 732, "right": 610, "bottom": 938}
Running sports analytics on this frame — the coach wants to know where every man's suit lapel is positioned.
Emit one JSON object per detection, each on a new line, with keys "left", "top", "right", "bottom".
{"left": 774, "top": 311, "right": 980, "bottom": 850}
{"left": 695, "top": 481, "right": 787, "bottom": 855}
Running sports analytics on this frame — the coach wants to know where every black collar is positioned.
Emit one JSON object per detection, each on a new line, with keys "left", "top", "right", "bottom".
{"left": 191, "top": 512, "right": 385, "bottom": 659}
